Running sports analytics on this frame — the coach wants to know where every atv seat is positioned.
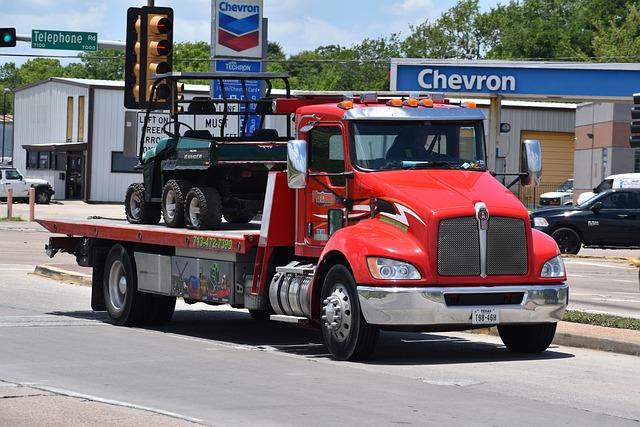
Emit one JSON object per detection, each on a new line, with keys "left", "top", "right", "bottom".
{"left": 183, "top": 130, "right": 213, "bottom": 140}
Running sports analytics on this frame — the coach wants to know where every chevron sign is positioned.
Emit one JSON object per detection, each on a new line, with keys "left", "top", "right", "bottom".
{"left": 214, "top": 0, "right": 263, "bottom": 58}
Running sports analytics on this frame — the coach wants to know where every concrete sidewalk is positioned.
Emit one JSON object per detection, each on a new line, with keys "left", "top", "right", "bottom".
{"left": 33, "top": 262, "right": 640, "bottom": 358}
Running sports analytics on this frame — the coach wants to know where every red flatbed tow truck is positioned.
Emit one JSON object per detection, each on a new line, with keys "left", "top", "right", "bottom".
{"left": 41, "top": 92, "right": 568, "bottom": 361}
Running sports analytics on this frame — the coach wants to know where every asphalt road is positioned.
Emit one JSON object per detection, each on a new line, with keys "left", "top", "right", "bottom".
{"left": 0, "top": 270, "right": 639, "bottom": 426}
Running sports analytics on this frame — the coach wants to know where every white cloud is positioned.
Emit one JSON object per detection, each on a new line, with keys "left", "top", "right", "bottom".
{"left": 395, "top": 0, "right": 435, "bottom": 14}
{"left": 268, "top": 17, "right": 357, "bottom": 54}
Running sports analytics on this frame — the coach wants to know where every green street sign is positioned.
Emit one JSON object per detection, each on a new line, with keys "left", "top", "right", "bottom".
{"left": 31, "top": 29, "right": 97, "bottom": 51}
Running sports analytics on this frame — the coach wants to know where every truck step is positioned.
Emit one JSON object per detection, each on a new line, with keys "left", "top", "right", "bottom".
{"left": 269, "top": 314, "right": 310, "bottom": 325}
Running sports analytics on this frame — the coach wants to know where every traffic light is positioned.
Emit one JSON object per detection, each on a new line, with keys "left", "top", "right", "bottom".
{"left": 0, "top": 28, "right": 16, "bottom": 48}
{"left": 630, "top": 93, "right": 640, "bottom": 148}
{"left": 124, "top": 6, "right": 173, "bottom": 109}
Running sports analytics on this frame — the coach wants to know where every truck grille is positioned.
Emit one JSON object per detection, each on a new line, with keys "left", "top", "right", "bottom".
{"left": 437, "top": 217, "right": 528, "bottom": 276}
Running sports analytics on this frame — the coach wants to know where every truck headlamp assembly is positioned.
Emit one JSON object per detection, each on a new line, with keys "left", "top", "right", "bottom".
{"left": 367, "top": 257, "right": 421, "bottom": 280}
{"left": 541, "top": 254, "right": 565, "bottom": 278}
{"left": 533, "top": 217, "right": 549, "bottom": 227}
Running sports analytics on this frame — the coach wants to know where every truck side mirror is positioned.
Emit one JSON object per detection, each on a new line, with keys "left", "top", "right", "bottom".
{"left": 287, "top": 139, "right": 308, "bottom": 189}
{"left": 520, "top": 139, "right": 542, "bottom": 187}
{"left": 591, "top": 201, "right": 603, "bottom": 213}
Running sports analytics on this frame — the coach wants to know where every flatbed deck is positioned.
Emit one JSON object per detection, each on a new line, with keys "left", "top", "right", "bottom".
{"left": 37, "top": 218, "right": 260, "bottom": 254}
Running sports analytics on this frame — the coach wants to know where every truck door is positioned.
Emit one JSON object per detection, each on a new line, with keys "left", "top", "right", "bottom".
{"left": 303, "top": 125, "right": 346, "bottom": 247}
{"left": 590, "top": 191, "right": 635, "bottom": 246}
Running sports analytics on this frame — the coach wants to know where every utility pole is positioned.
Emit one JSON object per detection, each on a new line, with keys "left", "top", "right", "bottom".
{"left": 2, "top": 88, "right": 9, "bottom": 164}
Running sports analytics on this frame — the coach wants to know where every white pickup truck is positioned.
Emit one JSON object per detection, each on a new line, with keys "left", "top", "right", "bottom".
{"left": 0, "top": 167, "right": 54, "bottom": 204}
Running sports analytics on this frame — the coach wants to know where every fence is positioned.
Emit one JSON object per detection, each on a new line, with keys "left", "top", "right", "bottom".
{"left": 515, "top": 182, "right": 569, "bottom": 210}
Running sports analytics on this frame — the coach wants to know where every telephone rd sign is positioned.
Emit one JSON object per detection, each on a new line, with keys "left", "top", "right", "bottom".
{"left": 32, "top": 29, "right": 97, "bottom": 51}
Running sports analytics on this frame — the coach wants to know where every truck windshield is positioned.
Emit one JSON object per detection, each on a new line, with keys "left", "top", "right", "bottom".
{"left": 350, "top": 121, "right": 486, "bottom": 171}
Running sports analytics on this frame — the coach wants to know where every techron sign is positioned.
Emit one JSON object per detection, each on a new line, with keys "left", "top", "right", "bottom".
{"left": 390, "top": 59, "right": 640, "bottom": 100}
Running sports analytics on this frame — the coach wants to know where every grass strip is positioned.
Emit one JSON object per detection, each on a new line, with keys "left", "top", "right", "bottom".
{"left": 0, "top": 216, "right": 24, "bottom": 222}
{"left": 563, "top": 310, "right": 640, "bottom": 331}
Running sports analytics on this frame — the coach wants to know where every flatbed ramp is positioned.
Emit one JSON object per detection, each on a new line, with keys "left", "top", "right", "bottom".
{"left": 37, "top": 218, "right": 260, "bottom": 254}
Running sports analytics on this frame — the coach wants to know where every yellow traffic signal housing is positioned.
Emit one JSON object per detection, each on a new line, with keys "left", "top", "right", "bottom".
{"left": 124, "top": 6, "right": 173, "bottom": 110}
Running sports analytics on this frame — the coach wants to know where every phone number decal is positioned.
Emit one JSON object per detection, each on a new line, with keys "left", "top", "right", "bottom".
{"left": 192, "top": 236, "right": 234, "bottom": 251}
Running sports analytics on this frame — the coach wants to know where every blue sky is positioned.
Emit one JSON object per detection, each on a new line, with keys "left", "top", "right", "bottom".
{"left": 2, "top": 0, "right": 502, "bottom": 65}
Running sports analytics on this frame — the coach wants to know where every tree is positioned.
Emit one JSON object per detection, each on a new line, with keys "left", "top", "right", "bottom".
{"left": 402, "top": 0, "right": 488, "bottom": 59}
{"left": 77, "top": 48, "right": 125, "bottom": 80}
{"left": 17, "top": 58, "right": 64, "bottom": 85}
{"left": 174, "top": 41, "right": 210, "bottom": 73}
{"left": 592, "top": 3, "right": 640, "bottom": 61}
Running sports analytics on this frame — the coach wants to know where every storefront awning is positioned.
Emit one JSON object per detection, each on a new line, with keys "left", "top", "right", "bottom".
{"left": 21, "top": 142, "right": 87, "bottom": 152}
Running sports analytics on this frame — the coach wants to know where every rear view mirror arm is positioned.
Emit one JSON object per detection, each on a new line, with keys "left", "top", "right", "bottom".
{"left": 492, "top": 172, "right": 529, "bottom": 189}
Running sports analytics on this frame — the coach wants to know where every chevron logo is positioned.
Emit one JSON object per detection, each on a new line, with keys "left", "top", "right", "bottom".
{"left": 218, "top": 11, "right": 260, "bottom": 52}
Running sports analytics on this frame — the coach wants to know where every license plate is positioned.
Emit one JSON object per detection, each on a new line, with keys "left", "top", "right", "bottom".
{"left": 472, "top": 308, "right": 499, "bottom": 325}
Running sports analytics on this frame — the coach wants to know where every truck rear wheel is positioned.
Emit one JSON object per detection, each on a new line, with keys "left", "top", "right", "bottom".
{"left": 125, "top": 183, "right": 161, "bottom": 225}
{"left": 320, "top": 265, "right": 379, "bottom": 361}
{"left": 498, "top": 323, "right": 557, "bottom": 353}
{"left": 162, "top": 179, "right": 190, "bottom": 228}
{"left": 184, "top": 187, "right": 222, "bottom": 230}
{"left": 103, "top": 244, "right": 147, "bottom": 326}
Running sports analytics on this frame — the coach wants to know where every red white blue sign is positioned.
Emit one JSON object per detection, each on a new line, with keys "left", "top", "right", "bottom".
{"left": 214, "top": 0, "right": 263, "bottom": 58}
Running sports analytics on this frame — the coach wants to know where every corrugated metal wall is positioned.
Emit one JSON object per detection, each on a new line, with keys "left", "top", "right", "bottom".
{"left": 499, "top": 107, "right": 575, "bottom": 175}
{"left": 90, "top": 88, "right": 139, "bottom": 202}
{"left": 13, "top": 81, "right": 89, "bottom": 199}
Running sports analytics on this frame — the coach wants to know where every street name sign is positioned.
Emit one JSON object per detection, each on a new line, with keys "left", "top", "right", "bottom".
{"left": 32, "top": 29, "right": 97, "bottom": 51}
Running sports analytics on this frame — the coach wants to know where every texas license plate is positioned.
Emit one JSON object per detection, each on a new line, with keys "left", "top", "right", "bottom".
{"left": 472, "top": 308, "right": 499, "bottom": 325}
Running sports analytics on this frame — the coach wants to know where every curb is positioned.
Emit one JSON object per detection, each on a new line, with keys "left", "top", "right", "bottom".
{"left": 35, "top": 264, "right": 640, "bottom": 357}
{"left": 470, "top": 325, "right": 640, "bottom": 357}
{"left": 33, "top": 265, "right": 92, "bottom": 287}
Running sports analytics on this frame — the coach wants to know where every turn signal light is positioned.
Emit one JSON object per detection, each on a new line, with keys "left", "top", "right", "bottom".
{"left": 464, "top": 101, "right": 477, "bottom": 109}
{"left": 386, "top": 98, "right": 403, "bottom": 107}
{"left": 338, "top": 100, "right": 354, "bottom": 110}
{"left": 419, "top": 98, "right": 434, "bottom": 107}
{"left": 403, "top": 98, "right": 419, "bottom": 107}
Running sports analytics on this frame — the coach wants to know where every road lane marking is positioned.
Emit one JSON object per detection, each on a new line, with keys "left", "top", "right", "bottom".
{"left": 564, "top": 261, "right": 632, "bottom": 270}
{"left": 17, "top": 383, "right": 204, "bottom": 424}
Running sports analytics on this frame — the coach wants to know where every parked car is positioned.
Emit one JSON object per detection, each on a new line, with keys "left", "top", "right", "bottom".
{"left": 539, "top": 178, "right": 573, "bottom": 206}
{"left": 0, "top": 166, "right": 54, "bottom": 204}
{"left": 531, "top": 188, "right": 640, "bottom": 254}
{"left": 576, "top": 173, "right": 640, "bottom": 205}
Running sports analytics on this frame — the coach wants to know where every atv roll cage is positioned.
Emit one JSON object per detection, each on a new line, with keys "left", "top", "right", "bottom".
{"left": 138, "top": 71, "right": 292, "bottom": 164}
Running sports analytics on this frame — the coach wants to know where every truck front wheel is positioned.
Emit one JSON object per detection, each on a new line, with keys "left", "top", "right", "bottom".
{"left": 103, "top": 244, "right": 147, "bottom": 326}
{"left": 498, "top": 323, "right": 557, "bottom": 353}
{"left": 320, "top": 265, "right": 379, "bottom": 361}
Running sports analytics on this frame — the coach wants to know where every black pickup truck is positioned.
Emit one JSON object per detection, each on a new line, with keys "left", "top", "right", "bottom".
{"left": 531, "top": 188, "right": 640, "bottom": 254}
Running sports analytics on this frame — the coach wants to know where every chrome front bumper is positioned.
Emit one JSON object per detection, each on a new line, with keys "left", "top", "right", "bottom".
{"left": 357, "top": 284, "right": 568, "bottom": 326}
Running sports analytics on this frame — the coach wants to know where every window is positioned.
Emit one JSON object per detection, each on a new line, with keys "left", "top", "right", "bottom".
{"left": 111, "top": 151, "right": 141, "bottom": 173}
{"left": 66, "top": 96, "right": 74, "bottom": 142}
{"left": 78, "top": 96, "right": 85, "bottom": 142}
{"left": 634, "top": 149, "right": 640, "bottom": 173}
{"left": 26, "top": 150, "right": 58, "bottom": 169}
{"left": 27, "top": 151, "right": 38, "bottom": 169}
{"left": 310, "top": 126, "right": 345, "bottom": 186}
{"left": 600, "top": 192, "right": 631, "bottom": 209}
{"left": 5, "top": 169, "right": 21, "bottom": 180}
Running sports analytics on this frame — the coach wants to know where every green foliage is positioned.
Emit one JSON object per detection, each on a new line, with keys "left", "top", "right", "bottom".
{"left": 77, "top": 49, "right": 125, "bottom": 80}
{"left": 564, "top": 310, "right": 640, "bottom": 330}
{"left": 592, "top": 3, "right": 640, "bottom": 61}
{"left": 174, "top": 41, "right": 210, "bottom": 73}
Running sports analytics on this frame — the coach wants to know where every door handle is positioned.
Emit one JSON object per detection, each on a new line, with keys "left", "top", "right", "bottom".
{"left": 617, "top": 214, "right": 628, "bottom": 218}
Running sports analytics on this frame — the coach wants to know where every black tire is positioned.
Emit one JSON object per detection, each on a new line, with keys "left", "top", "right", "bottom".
{"left": 184, "top": 187, "right": 222, "bottom": 230}
{"left": 551, "top": 227, "right": 581, "bottom": 254}
{"left": 103, "top": 244, "right": 149, "bottom": 326}
{"left": 498, "top": 323, "right": 557, "bottom": 353}
{"left": 224, "top": 212, "right": 255, "bottom": 224}
{"left": 145, "top": 294, "right": 176, "bottom": 325}
{"left": 125, "top": 183, "right": 161, "bottom": 225}
{"left": 162, "top": 179, "right": 191, "bottom": 228}
{"left": 35, "top": 189, "right": 51, "bottom": 204}
{"left": 320, "top": 264, "right": 379, "bottom": 361}
{"left": 248, "top": 309, "right": 272, "bottom": 322}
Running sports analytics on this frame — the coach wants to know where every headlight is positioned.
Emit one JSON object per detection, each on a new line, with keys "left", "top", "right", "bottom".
{"left": 533, "top": 217, "right": 549, "bottom": 227}
{"left": 367, "top": 257, "right": 421, "bottom": 280}
{"left": 541, "top": 255, "right": 565, "bottom": 278}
